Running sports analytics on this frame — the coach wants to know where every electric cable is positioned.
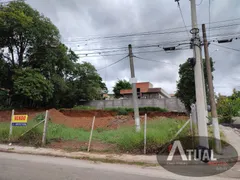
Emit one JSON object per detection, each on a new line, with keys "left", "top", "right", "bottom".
{"left": 211, "top": 43, "right": 240, "bottom": 52}
{"left": 133, "top": 55, "right": 179, "bottom": 66}
{"left": 97, "top": 55, "right": 129, "bottom": 71}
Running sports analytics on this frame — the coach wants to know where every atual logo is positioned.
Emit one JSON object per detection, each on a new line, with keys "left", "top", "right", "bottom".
{"left": 157, "top": 136, "right": 238, "bottom": 177}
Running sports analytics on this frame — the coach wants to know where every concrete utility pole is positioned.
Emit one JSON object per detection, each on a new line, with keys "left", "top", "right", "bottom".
{"left": 202, "top": 24, "right": 222, "bottom": 153}
{"left": 128, "top": 44, "right": 140, "bottom": 132}
{"left": 200, "top": 48, "right": 209, "bottom": 124}
{"left": 190, "top": 0, "right": 209, "bottom": 148}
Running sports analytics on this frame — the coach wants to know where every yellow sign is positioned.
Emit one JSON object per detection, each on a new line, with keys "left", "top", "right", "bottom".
{"left": 12, "top": 115, "right": 28, "bottom": 126}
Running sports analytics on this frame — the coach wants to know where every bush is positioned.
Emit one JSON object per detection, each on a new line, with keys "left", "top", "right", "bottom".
{"left": 217, "top": 96, "right": 240, "bottom": 124}
{"left": 104, "top": 107, "right": 168, "bottom": 115}
{"left": 32, "top": 113, "right": 45, "bottom": 122}
{"left": 72, "top": 106, "right": 96, "bottom": 110}
{"left": 117, "top": 108, "right": 128, "bottom": 115}
{"left": 105, "top": 107, "right": 133, "bottom": 115}
{"left": 139, "top": 107, "right": 168, "bottom": 113}
{"left": 0, "top": 128, "right": 9, "bottom": 142}
{"left": 18, "top": 127, "right": 42, "bottom": 147}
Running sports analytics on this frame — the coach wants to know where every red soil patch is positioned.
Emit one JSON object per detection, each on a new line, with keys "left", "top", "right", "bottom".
{"left": 60, "top": 109, "right": 116, "bottom": 117}
{"left": 0, "top": 109, "right": 45, "bottom": 122}
{"left": 1, "top": 108, "right": 188, "bottom": 129}
{"left": 49, "top": 108, "right": 116, "bottom": 130}
{"left": 50, "top": 109, "right": 138, "bottom": 130}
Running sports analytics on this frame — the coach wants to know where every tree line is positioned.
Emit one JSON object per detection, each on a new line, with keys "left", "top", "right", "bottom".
{"left": 0, "top": 1, "right": 107, "bottom": 108}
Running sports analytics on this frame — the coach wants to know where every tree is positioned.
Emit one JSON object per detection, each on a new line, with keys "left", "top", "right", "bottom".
{"left": 60, "top": 62, "right": 107, "bottom": 107}
{"left": 26, "top": 44, "right": 75, "bottom": 107}
{"left": 176, "top": 58, "right": 214, "bottom": 112}
{"left": 0, "top": 1, "right": 107, "bottom": 108}
{"left": 12, "top": 68, "right": 53, "bottom": 107}
{"left": 113, "top": 80, "right": 131, "bottom": 98}
{"left": 0, "top": 0, "right": 60, "bottom": 68}
{"left": 217, "top": 90, "right": 240, "bottom": 123}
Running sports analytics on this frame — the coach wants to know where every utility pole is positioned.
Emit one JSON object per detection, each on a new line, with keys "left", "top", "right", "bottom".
{"left": 128, "top": 44, "right": 140, "bottom": 132}
{"left": 190, "top": 0, "right": 209, "bottom": 148}
{"left": 202, "top": 24, "right": 222, "bottom": 153}
{"left": 200, "top": 48, "right": 209, "bottom": 124}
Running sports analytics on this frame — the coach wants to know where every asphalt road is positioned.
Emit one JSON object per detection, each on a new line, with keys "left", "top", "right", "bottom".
{"left": 0, "top": 152, "right": 239, "bottom": 180}
{"left": 0, "top": 152, "right": 170, "bottom": 180}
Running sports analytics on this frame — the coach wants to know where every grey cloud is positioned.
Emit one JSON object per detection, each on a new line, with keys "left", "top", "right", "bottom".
{"left": 26, "top": 0, "right": 240, "bottom": 95}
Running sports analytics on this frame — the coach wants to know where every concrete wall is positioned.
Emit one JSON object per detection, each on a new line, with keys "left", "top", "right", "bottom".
{"left": 81, "top": 97, "right": 185, "bottom": 112}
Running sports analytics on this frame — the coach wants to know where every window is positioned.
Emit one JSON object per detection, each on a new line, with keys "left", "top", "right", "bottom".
{"left": 137, "top": 88, "right": 141, "bottom": 99}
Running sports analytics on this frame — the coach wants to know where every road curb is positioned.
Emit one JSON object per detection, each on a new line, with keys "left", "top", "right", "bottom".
{"left": 0, "top": 145, "right": 158, "bottom": 166}
{"left": 1, "top": 145, "right": 240, "bottom": 167}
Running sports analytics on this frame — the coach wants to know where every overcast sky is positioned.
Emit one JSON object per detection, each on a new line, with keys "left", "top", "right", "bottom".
{"left": 25, "top": 0, "right": 240, "bottom": 95}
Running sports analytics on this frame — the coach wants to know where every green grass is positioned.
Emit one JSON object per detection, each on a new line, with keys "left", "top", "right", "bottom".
{"left": 0, "top": 120, "right": 43, "bottom": 146}
{"left": 71, "top": 106, "right": 96, "bottom": 110}
{"left": 93, "top": 118, "right": 189, "bottom": 152}
{"left": 0, "top": 118, "right": 189, "bottom": 153}
{"left": 47, "top": 122, "right": 90, "bottom": 141}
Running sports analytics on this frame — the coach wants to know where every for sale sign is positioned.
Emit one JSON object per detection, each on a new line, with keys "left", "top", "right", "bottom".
{"left": 12, "top": 115, "right": 28, "bottom": 126}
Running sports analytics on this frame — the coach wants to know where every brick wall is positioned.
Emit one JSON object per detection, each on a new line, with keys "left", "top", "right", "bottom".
{"left": 136, "top": 82, "right": 151, "bottom": 93}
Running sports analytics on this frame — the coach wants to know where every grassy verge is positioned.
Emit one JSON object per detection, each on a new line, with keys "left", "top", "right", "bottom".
{"left": 0, "top": 118, "right": 189, "bottom": 153}
{"left": 0, "top": 120, "right": 43, "bottom": 146}
{"left": 94, "top": 118, "right": 188, "bottom": 153}
{"left": 104, "top": 107, "right": 168, "bottom": 115}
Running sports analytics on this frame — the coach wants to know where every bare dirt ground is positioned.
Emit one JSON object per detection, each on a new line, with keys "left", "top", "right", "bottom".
{"left": 0, "top": 109, "right": 45, "bottom": 123}
{"left": 47, "top": 140, "right": 117, "bottom": 152}
{"left": 0, "top": 109, "right": 188, "bottom": 153}
{"left": 0, "top": 108, "right": 188, "bottom": 130}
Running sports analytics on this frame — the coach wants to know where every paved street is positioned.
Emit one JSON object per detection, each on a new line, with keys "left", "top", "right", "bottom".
{"left": 0, "top": 152, "right": 239, "bottom": 180}
{"left": 0, "top": 152, "right": 171, "bottom": 180}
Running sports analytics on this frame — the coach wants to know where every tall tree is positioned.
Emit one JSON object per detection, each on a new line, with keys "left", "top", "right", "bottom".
{"left": 0, "top": 0, "right": 60, "bottom": 68}
{"left": 113, "top": 80, "right": 131, "bottom": 98}
{"left": 12, "top": 68, "right": 53, "bottom": 107}
{"left": 0, "top": 1, "right": 107, "bottom": 108}
{"left": 176, "top": 58, "right": 214, "bottom": 112}
{"left": 60, "top": 62, "right": 107, "bottom": 107}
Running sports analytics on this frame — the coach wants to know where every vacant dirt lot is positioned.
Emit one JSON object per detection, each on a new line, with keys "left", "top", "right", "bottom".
{"left": 0, "top": 109, "right": 188, "bottom": 130}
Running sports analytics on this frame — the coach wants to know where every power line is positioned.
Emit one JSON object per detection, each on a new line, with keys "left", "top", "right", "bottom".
{"left": 68, "top": 38, "right": 191, "bottom": 51}
{"left": 64, "top": 23, "right": 240, "bottom": 49}
{"left": 73, "top": 39, "right": 191, "bottom": 55}
{"left": 211, "top": 43, "right": 240, "bottom": 52}
{"left": 78, "top": 52, "right": 129, "bottom": 58}
{"left": 133, "top": 55, "right": 179, "bottom": 66}
{"left": 73, "top": 33, "right": 240, "bottom": 57}
{"left": 63, "top": 18, "right": 240, "bottom": 43}
{"left": 76, "top": 43, "right": 191, "bottom": 57}
{"left": 97, "top": 55, "right": 129, "bottom": 71}
{"left": 176, "top": 1, "right": 190, "bottom": 38}
{"left": 77, "top": 46, "right": 190, "bottom": 58}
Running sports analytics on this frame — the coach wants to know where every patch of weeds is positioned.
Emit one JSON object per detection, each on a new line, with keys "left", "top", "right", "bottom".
{"left": 72, "top": 106, "right": 96, "bottom": 110}
{"left": 96, "top": 127, "right": 106, "bottom": 133}
{"left": 18, "top": 127, "right": 42, "bottom": 147}
{"left": 32, "top": 113, "right": 45, "bottom": 122}
{"left": 79, "top": 146, "right": 88, "bottom": 151}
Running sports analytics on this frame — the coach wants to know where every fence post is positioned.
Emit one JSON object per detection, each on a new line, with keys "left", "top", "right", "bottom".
{"left": 9, "top": 109, "right": 14, "bottom": 141}
{"left": 88, "top": 116, "right": 96, "bottom": 152}
{"left": 144, "top": 113, "right": 147, "bottom": 154}
{"left": 42, "top": 110, "right": 49, "bottom": 146}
